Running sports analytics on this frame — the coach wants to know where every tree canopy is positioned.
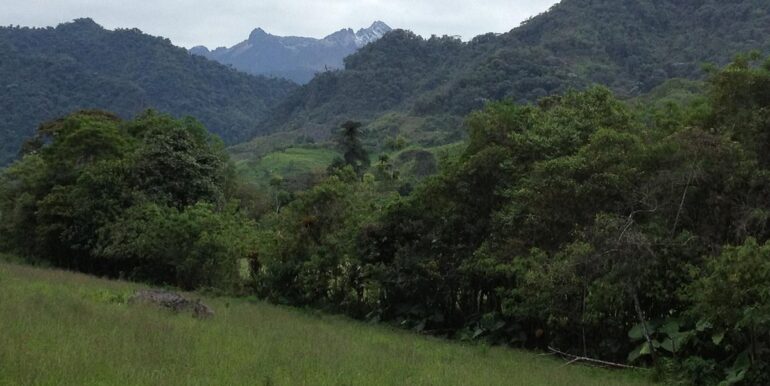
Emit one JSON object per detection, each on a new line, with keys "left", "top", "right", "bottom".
{"left": 0, "top": 110, "right": 256, "bottom": 290}
{"left": 247, "top": 56, "right": 770, "bottom": 384}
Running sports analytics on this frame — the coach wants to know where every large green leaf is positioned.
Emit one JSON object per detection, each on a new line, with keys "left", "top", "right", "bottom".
{"left": 659, "top": 320, "right": 681, "bottom": 336}
{"left": 627, "top": 341, "right": 660, "bottom": 363}
{"left": 712, "top": 331, "right": 725, "bottom": 346}
{"left": 627, "top": 342, "right": 648, "bottom": 363}
{"left": 628, "top": 323, "right": 646, "bottom": 341}
{"left": 720, "top": 351, "right": 750, "bottom": 386}
{"left": 628, "top": 320, "right": 660, "bottom": 341}
{"left": 659, "top": 338, "right": 675, "bottom": 353}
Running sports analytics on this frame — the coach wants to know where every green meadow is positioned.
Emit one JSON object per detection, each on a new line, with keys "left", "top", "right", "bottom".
{"left": 234, "top": 146, "right": 338, "bottom": 187}
{"left": 0, "top": 262, "right": 653, "bottom": 386}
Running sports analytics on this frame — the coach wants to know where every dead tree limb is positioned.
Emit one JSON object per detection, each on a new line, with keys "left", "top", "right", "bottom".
{"left": 547, "top": 346, "right": 643, "bottom": 370}
{"left": 671, "top": 168, "right": 695, "bottom": 236}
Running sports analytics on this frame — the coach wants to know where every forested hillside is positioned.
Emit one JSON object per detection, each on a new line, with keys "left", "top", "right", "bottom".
{"left": 254, "top": 0, "right": 770, "bottom": 146}
{"left": 0, "top": 18, "right": 297, "bottom": 165}
{"left": 6, "top": 55, "right": 770, "bottom": 384}
{"left": 249, "top": 55, "right": 770, "bottom": 385}
{"left": 6, "top": 1, "right": 770, "bottom": 384}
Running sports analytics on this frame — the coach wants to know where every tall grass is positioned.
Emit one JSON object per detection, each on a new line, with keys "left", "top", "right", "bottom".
{"left": 0, "top": 263, "right": 653, "bottom": 385}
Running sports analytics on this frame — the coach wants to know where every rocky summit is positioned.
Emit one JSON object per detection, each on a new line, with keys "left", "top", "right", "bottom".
{"left": 190, "top": 21, "right": 392, "bottom": 84}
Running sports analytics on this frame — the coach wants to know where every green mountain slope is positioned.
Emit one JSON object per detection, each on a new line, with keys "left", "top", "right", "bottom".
{"left": 252, "top": 0, "right": 770, "bottom": 145}
{"left": 0, "top": 18, "right": 297, "bottom": 165}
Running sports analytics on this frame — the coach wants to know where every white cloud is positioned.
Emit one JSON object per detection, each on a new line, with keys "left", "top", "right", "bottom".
{"left": 0, "top": 0, "right": 559, "bottom": 48}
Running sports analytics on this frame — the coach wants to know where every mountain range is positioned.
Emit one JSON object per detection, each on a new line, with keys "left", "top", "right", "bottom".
{"left": 3, "top": 0, "right": 770, "bottom": 166}
{"left": 252, "top": 0, "right": 770, "bottom": 149}
{"left": 190, "top": 22, "right": 392, "bottom": 84}
{"left": 0, "top": 18, "right": 296, "bottom": 165}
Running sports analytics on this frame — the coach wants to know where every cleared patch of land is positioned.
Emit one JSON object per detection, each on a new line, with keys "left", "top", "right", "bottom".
{"left": 0, "top": 263, "right": 654, "bottom": 385}
{"left": 234, "top": 146, "right": 338, "bottom": 187}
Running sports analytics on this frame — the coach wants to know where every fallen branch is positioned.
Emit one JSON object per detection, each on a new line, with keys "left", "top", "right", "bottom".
{"left": 558, "top": 358, "right": 581, "bottom": 369}
{"left": 547, "top": 346, "right": 643, "bottom": 370}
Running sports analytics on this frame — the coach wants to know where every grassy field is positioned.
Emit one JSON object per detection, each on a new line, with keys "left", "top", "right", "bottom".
{"left": 229, "top": 131, "right": 308, "bottom": 162}
{"left": 234, "top": 146, "right": 338, "bottom": 187}
{"left": 0, "top": 263, "right": 654, "bottom": 386}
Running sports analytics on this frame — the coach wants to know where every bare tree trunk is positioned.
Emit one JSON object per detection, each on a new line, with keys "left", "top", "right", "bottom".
{"left": 581, "top": 286, "right": 588, "bottom": 357}
{"left": 751, "top": 331, "right": 756, "bottom": 365}
{"left": 671, "top": 169, "right": 694, "bottom": 236}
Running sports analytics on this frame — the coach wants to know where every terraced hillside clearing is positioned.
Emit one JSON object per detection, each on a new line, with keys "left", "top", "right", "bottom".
{"left": 0, "top": 262, "right": 654, "bottom": 385}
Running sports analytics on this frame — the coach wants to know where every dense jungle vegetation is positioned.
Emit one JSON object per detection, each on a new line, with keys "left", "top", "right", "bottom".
{"left": 4, "top": 1, "right": 770, "bottom": 384}
{"left": 4, "top": 55, "right": 770, "bottom": 384}
{"left": 0, "top": 110, "right": 259, "bottom": 289}
{"left": 4, "top": 1, "right": 770, "bottom": 167}
{"left": 0, "top": 18, "right": 297, "bottom": 165}
{"left": 255, "top": 0, "right": 770, "bottom": 148}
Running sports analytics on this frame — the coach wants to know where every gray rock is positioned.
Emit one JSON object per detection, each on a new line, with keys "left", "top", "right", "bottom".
{"left": 129, "top": 289, "right": 214, "bottom": 319}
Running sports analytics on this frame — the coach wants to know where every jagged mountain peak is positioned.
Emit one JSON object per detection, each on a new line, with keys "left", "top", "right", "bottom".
{"left": 191, "top": 21, "right": 393, "bottom": 84}
{"left": 253, "top": 0, "right": 770, "bottom": 146}
{"left": 248, "top": 27, "right": 271, "bottom": 41}
{"left": 369, "top": 20, "right": 389, "bottom": 29}
{"left": 354, "top": 21, "right": 392, "bottom": 47}
{"left": 360, "top": 21, "right": 391, "bottom": 35}
{"left": 324, "top": 28, "right": 356, "bottom": 42}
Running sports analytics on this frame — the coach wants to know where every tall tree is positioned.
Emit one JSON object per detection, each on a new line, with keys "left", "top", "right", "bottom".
{"left": 332, "top": 121, "right": 370, "bottom": 177}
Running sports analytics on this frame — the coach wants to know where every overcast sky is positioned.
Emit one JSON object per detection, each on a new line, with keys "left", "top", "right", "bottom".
{"left": 0, "top": 0, "right": 559, "bottom": 48}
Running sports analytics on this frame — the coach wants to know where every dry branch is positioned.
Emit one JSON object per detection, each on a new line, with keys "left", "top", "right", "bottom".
{"left": 547, "top": 346, "right": 643, "bottom": 370}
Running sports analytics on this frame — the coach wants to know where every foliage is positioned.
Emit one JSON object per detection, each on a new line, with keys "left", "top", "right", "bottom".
{"left": 329, "top": 121, "right": 370, "bottom": 177}
{"left": 0, "top": 18, "right": 296, "bottom": 165}
{"left": 98, "top": 202, "right": 257, "bottom": 290}
{"left": 0, "top": 110, "right": 254, "bottom": 290}
{"left": 687, "top": 238, "right": 770, "bottom": 384}
{"left": 250, "top": 57, "right": 770, "bottom": 384}
{"left": 254, "top": 0, "right": 770, "bottom": 149}
{"left": 254, "top": 172, "right": 396, "bottom": 314}
{"left": 4, "top": 8, "right": 770, "bottom": 383}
